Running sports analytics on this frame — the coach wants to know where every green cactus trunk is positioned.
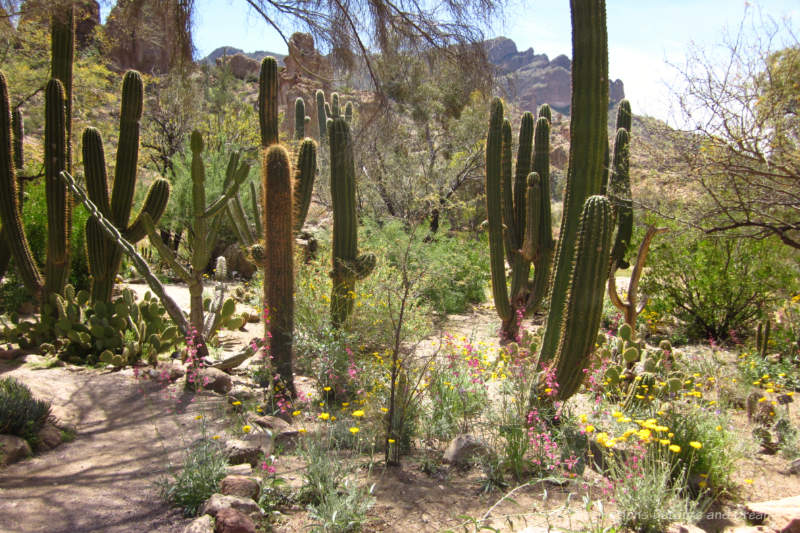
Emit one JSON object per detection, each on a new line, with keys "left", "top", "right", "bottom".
{"left": 527, "top": 112, "right": 554, "bottom": 312}
{"left": 50, "top": 6, "right": 73, "bottom": 174}
{"left": 259, "top": 57, "right": 279, "bottom": 147}
{"left": 538, "top": 0, "right": 609, "bottom": 364}
{"left": 293, "top": 138, "right": 317, "bottom": 233}
{"left": 85, "top": 71, "right": 169, "bottom": 304}
{"left": 608, "top": 127, "right": 632, "bottom": 269}
{"left": 294, "top": 97, "right": 305, "bottom": 140}
{"left": 44, "top": 79, "right": 70, "bottom": 300}
{"left": 316, "top": 90, "right": 327, "bottom": 142}
{"left": 329, "top": 118, "right": 374, "bottom": 327}
{"left": 552, "top": 195, "right": 613, "bottom": 400}
{"left": 263, "top": 145, "right": 296, "bottom": 396}
{"left": 0, "top": 108, "right": 23, "bottom": 281}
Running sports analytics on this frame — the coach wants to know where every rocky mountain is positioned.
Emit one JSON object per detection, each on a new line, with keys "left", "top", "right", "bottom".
{"left": 202, "top": 46, "right": 286, "bottom": 66}
{"left": 486, "top": 36, "right": 625, "bottom": 113}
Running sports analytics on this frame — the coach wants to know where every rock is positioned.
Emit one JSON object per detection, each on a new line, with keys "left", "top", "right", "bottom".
{"left": 251, "top": 415, "right": 291, "bottom": 433}
{"left": 35, "top": 422, "right": 63, "bottom": 452}
{"left": 49, "top": 405, "right": 79, "bottom": 433}
{"left": 228, "top": 385, "right": 256, "bottom": 402}
{"left": 442, "top": 434, "right": 489, "bottom": 468}
{"left": 745, "top": 496, "right": 800, "bottom": 532}
{"left": 0, "top": 434, "right": 32, "bottom": 466}
{"left": 214, "top": 507, "right": 257, "bottom": 533}
{"left": 148, "top": 361, "right": 185, "bottom": 382}
{"left": 550, "top": 54, "right": 571, "bottom": 70}
{"left": 222, "top": 244, "right": 257, "bottom": 280}
{"left": 226, "top": 464, "right": 253, "bottom": 476}
{"left": 609, "top": 79, "right": 626, "bottom": 104}
{"left": 275, "top": 430, "right": 301, "bottom": 451}
{"left": 220, "top": 475, "right": 260, "bottom": 500}
{"left": 183, "top": 514, "right": 215, "bottom": 533}
{"left": 225, "top": 431, "right": 273, "bottom": 466}
{"left": 788, "top": 458, "right": 800, "bottom": 475}
{"left": 0, "top": 347, "right": 28, "bottom": 360}
{"left": 666, "top": 524, "right": 705, "bottom": 533}
{"left": 196, "top": 367, "right": 233, "bottom": 394}
{"left": 217, "top": 53, "right": 260, "bottom": 80}
{"left": 200, "top": 493, "right": 262, "bottom": 518}
{"left": 280, "top": 32, "right": 332, "bottom": 139}
{"left": 550, "top": 145, "right": 568, "bottom": 170}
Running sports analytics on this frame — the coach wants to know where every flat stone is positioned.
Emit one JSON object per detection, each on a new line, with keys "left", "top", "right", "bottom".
{"left": 35, "top": 421, "right": 62, "bottom": 452}
{"left": 788, "top": 458, "right": 800, "bottom": 475}
{"left": 251, "top": 415, "right": 290, "bottom": 433}
{"left": 214, "top": 507, "right": 256, "bottom": 533}
{"left": 228, "top": 385, "right": 256, "bottom": 401}
{"left": 442, "top": 434, "right": 489, "bottom": 468}
{"left": 746, "top": 496, "right": 800, "bottom": 532}
{"left": 199, "top": 493, "right": 262, "bottom": 518}
{"left": 275, "top": 430, "right": 300, "bottom": 451}
{"left": 147, "top": 361, "right": 185, "bottom": 382}
{"left": 49, "top": 405, "right": 79, "bottom": 433}
{"left": 225, "top": 439, "right": 261, "bottom": 466}
{"left": 225, "top": 464, "right": 253, "bottom": 476}
{"left": 183, "top": 514, "right": 214, "bottom": 533}
{"left": 0, "top": 434, "right": 32, "bottom": 466}
{"left": 220, "top": 475, "right": 260, "bottom": 500}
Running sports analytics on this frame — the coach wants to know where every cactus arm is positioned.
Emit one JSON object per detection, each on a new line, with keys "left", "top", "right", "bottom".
{"left": 140, "top": 213, "right": 192, "bottom": 283}
{"left": 527, "top": 114, "right": 554, "bottom": 313}
{"left": 110, "top": 71, "right": 143, "bottom": 229}
{"left": 608, "top": 128, "right": 632, "bottom": 268}
{"left": 249, "top": 181, "right": 262, "bottom": 236}
{"left": 44, "top": 79, "right": 70, "bottom": 299}
{"left": 204, "top": 171, "right": 248, "bottom": 218}
{"left": 59, "top": 170, "right": 191, "bottom": 339}
{"left": 0, "top": 72, "right": 43, "bottom": 297}
{"left": 294, "top": 97, "right": 305, "bottom": 140}
{"left": 485, "top": 98, "right": 512, "bottom": 325}
{"left": 538, "top": 0, "right": 609, "bottom": 363}
{"left": 227, "top": 191, "right": 255, "bottom": 246}
{"left": 344, "top": 101, "right": 353, "bottom": 123}
{"left": 316, "top": 89, "right": 327, "bottom": 142}
{"left": 513, "top": 112, "right": 534, "bottom": 245}
{"left": 552, "top": 195, "right": 613, "bottom": 400}
{"left": 521, "top": 173, "right": 542, "bottom": 263}
{"left": 258, "top": 57, "right": 279, "bottom": 147}
{"left": 331, "top": 93, "right": 340, "bottom": 118}
{"left": 616, "top": 99, "right": 632, "bottom": 132}
{"left": 123, "top": 178, "right": 171, "bottom": 242}
{"left": 293, "top": 138, "right": 317, "bottom": 233}
{"left": 500, "top": 118, "right": 515, "bottom": 266}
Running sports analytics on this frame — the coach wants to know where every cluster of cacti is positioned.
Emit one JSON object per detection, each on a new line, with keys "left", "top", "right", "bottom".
{"left": 328, "top": 117, "right": 375, "bottom": 327}
{"left": 484, "top": 99, "right": 553, "bottom": 338}
{"left": 140, "top": 131, "right": 246, "bottom": 336}
{"left": 220, "top": 151, "right": 256, "bottom": 246}
{"left": 58, "top": 169, "right": 196, "bottom": 353}
{"left": 259, "top": 57, "right": 319, "bottom": 397}
{"left": 202, "top": 284, "right": 246, "bottom": 341}
{"left": 756, "top": 319, "right": 771, "bottom": 358}
{"left": 57, "top": 285, "right": 176, "bottom": 366}
{"left": 0, "top": 7, "right": 74, "bottom": 306}
{"left": 83, "top": 70, "right": 170, "bottom": 304}
{"left": 315, "top": 89, "right": 353, "bottom": 141}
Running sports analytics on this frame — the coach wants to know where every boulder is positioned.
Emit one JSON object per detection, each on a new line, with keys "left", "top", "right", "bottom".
{"left": 225, "top": 463, "right": 253, "bottom": 476}
{"left": 275, "top": 430, "right": 301, "bottom": 451}
{"left": 218, "top": 53, "right": 260, "bottom": 80}
{"left": 196, "top": 367, "right": 232, "bottom": 394}
{"left": 183, "top": 514, "right": 214, "bottom": 533}
{"left": 35, "top": 421, "right": 63, "bottom": 452}
{"left": 222, "top": 244, "right": 257, "bottom": 280}
{"left": 442, "top": 434, "right": 489, "bottom": 468}
{"left": 251, "top": 415, "right": 291, "bottom": 433}
{"left": 788, "top": 458, "right": 800, "bottom": 475}
{"left": 0, "top": 434, "right": 31, "bottom": 466}
{"left": 225, "top": 431, "right": 273, "bottom": 466}
{"left": 745, "top": 496, "right": 800, "bottom": 533}
{"left": 200, "top": 493, "right": 262, "bottom": 518}
{"left": 148, "top": 361, "right": 185, "bottom": 382}
{"left": 214, "top": 507, "right": 257, "bottom": 533}
{"left": 220, "top": 475, "right": 260, "bottom": 500}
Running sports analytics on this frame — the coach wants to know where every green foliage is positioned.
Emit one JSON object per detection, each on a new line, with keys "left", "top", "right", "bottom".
{"left": 642, "top": 230, "right": 797, "bottom": 343}
{"left": 0, "top": 377, "right": 51, "bottom": 443}
{"left": 157, "top": 431, "right": 228, "bottom": 517}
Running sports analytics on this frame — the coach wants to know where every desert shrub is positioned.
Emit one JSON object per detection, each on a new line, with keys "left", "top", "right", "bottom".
{"left": 0, "top": 377, "right": 51, "bottom": 443}
{"left": 157, "top": 430, "right": 228, "bottom": 516}
{"left": 642, "top": 230, "right": 797, "bottom": 343}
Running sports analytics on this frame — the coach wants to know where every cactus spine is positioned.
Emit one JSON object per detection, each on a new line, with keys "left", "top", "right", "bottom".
{"left": 294, "top": 97, "right": 305, "bottom": 140}
{"left": 84, "top": 71, "right": 170, "bottom": 303}
{"left": 329, "top": 117, "right": 375, "bottom": 327}
{"left": 537, "top": 0, "right": 609, "bottom": 365}
{"left": 552, "top": 195, "right": 614, "bottom": 400}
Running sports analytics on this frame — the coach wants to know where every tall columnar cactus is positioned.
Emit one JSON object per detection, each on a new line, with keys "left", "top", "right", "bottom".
{"left": 0, "top": 107, "right": 23, "bottom": 280}
{"left": 485, "top": 99, "right": 554, "bottom": 338}
{"left": 222, "top": 151, "right": 256, "bottom": 246}
{"left": 50, "top": 6, "right": 74, "bottom": 173}
{"left": 537, "top": 0, "right": 609, "bottom": 365}
{"left": 551, "top": 195, "right": 613, "bottom": 400}
{"left": 143, "top": 131, "right": 247, "bottom": 335}
{"left": 294, "top": 97, "right": 305, "bottom": 140}
{"left": 526, "top": 108, "right": 554, "bottom": 312}
{"left": 263, "top": 145, "right": 295, "bottom": 395}
{"left": 83, "top": 71, "right": 170, "bottom": 304}
{"left": 259, "top": 57, "right": 279, "bottom": 147}
{"left": 329, "top": 117, "right": 375, "bottom": 327}
{"left": 344, "top": 101, "right": 353, "bottom": 123}
{"left": 316, "top": 89, "right": 328, "bottom": 142}
{"left": 293, "top": 138, "right": 317, "bottom": 233}
{"left": 43, "top": 78, "right": 70, "bottom": 299}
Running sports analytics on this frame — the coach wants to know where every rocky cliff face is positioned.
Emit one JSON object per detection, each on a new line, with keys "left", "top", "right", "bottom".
{"left": 486, "top": 36, "right": 624, "bottom": 113}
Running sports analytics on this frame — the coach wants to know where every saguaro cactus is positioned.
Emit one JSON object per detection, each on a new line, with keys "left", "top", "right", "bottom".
{"left": 0, "top": 107, "right": 24, "bottom": 280}
{"left": 329, "top": 117, "right": 375, "bottom": 327}
{"left": 537, "top": 0, "right": 609, "bottom": 365}
{"left": 294, "top": 97, "right": 305, "bottom": 140}
{"left": 315, "top": 89, "right": 327, "bottom": 142}
{"left": 84, "top": 71, "right": 170, "bottom": 303}
{"left": 485, "top": 100, "right": 554, "bottom": 338}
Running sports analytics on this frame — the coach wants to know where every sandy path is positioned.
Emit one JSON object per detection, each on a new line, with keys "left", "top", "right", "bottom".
{"left": 0, "top": 363, "right": 228, "bottom": 533}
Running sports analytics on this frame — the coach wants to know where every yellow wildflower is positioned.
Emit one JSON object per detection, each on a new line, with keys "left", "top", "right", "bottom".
{"left": 669, "top": 444, "right": 681, "bottom": 453}
{"left": 689, "top": 441, "right": 702, "bottom": 449}
{"left": 242, "top": 425, "right": 252, "bottom": 433}
{"left": 352, "top": 410, "right": 365, "bottom": 417}
{"left": 349, "top": 427, "right": 360, "bottom": 434}
{"left": 318, "top": 412, "right": 330, "bottom": 420}
{"left": 584, "top": 425, "right": 595, "bottom": 434}
{"left": 292, "top": 410, "right": 301, "bottom": 416}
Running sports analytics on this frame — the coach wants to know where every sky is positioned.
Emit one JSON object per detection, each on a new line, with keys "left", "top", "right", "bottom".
{"left": 102, "top": 1, "right": 799, "bottom": 123}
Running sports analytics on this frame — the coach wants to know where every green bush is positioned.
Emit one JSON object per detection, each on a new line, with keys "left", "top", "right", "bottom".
{"left": 642, "top": 230, "right": 797, "bottom": 343}
{"left": 157, "top": 433, "right": 228, "bottom": 516}
{"left": 0, "top": 377, "right": 51, "bottom": 443}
